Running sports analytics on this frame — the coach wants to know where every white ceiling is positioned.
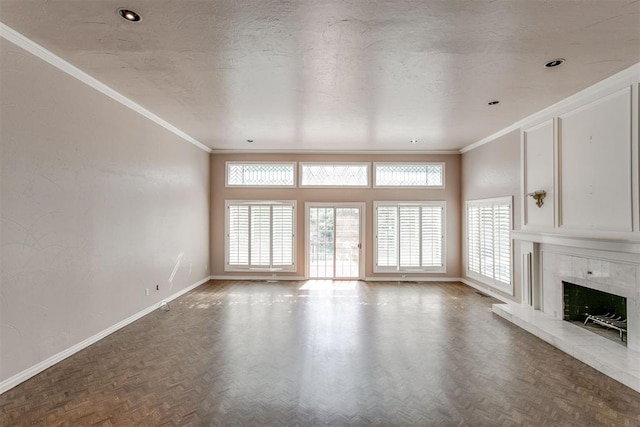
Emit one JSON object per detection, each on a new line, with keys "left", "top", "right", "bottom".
{"left": 0, "top": 0, "right": 639, "bottom": 152}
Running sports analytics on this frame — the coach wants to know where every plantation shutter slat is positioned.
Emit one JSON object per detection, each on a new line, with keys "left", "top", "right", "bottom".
{"left": 228, "top": 205, "right": 249, "bottom": 265}
{"left": 272, "top": 205, "right": 294, "bottom": 266}
{"left": 494, "top": 204, "right": 511, "bottom": 284}
{"left": 467, "top": 206, "right": 480, "bottom": 274}
{"left": 421, "top": 206, "right": 442, "bottom": 267}
{"left": 480, "top": 206, "right": 494, "bottom": 278}
{"left": 250, "top": 206, "right": 271, "bottom": 266}
{"left": 399, "top": 206, "right": 421, "bottom": 268}
{"left": 376, "top": 206, "right": 398, "bottom": 267}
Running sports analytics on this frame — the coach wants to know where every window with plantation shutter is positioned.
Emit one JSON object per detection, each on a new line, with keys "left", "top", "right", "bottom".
{"left": 225, "top": 201, "right": 296, "bottom": 271}
{"left": 374, "top": 202, "right": 445, "bottom": 273}
{"left": 466, "top": 197, "right": 512, "bottom": 292}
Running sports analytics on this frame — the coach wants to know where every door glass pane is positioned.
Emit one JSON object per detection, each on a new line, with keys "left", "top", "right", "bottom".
{"left": 335, "top": 208, "right": 360, "bottom": 278}
{"left": 309, "top": 207, "right": 334, "bottom": 278}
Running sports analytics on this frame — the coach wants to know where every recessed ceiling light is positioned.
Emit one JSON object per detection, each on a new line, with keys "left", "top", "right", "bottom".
{"left": 544, "top": 58, "right": 565, "bottom": 68}
{"left": 118, "top": 8, "right": 141, "bottom": 22}
{"left": 488, "top": 100, "right": 500, "bottom": 106}
{"left": 246, "top": 139, "right": 254, "bottom": 143}
{"left": 410, "top": 139, "right": 418, "bottom": 144}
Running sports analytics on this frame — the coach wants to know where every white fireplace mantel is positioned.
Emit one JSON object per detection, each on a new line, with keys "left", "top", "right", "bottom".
{"left": 512, "top": 230, "right": 640, "bottom": 256}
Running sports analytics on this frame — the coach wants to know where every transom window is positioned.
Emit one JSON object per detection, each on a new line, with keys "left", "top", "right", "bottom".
{"left": 299, "top": 163, "right": 370, "bottom": 187}
{"left": 466, "top": 197, "right": 512, "bottom": 292}
{"left": 225, "top": 201, "right": 296, "bottom": 271}
{"left": 374, "top": 163, "right": 444, "bottom": 188}
{"left": 226, "top": 162, "right": 296, "bottom": 187}
{"left": 374, "top": 201, "right": 445, "bottom": 272}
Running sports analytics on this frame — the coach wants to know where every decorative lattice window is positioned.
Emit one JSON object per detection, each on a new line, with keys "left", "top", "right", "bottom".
{"left": 226, "top": 162, "right": 296, "bottom": 187}
{"left": 299, "top": 163, "right": 370, "bottom": 187}
{"left": 374, "top": 201, "right": 445, "bottom": 273}
{"left": 225, "top": 201, "right": 296, "bottom": 271}
{"left": 466, "top": 197, "right": 512, "bottom": 292}
{"left": 374, "top": 163, "right": 444, "bottom": 187}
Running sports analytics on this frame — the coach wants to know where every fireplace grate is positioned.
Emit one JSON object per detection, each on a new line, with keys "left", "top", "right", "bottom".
{"left": 584, "top": 313, "right": 627, "bottom": 341}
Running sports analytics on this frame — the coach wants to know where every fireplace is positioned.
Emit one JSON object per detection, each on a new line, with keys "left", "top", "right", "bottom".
{"left": 563, "top": 282, "right": 628, "bottom": 344}
{"left": 495, "top": 233, "right": 640, "bottom": 392}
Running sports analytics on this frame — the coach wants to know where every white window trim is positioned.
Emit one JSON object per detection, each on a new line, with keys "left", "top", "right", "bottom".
{"left": 373, "top": 201, "right": 446, "bottom": 273}
{"left": 298, "top": 162, "right": 371, "bottom": 188}
{"left": 373, "top": 162, "right": 446, "bottom": 189}
{"left": 224, "top": 200, "right": 297, "bottom": 272}
{"left": 464, "top": 196, "right": 514, "bottom": 295}
{"left": 225, "top": 161, "right": 297, "bottom": 188}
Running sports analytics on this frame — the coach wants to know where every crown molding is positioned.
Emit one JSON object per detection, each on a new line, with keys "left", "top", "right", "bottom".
{"left": 0, "top": 22, "right": 212, "bottom": 154}
{"left": 210, "top": 149, "right": 461, "bottom": 155}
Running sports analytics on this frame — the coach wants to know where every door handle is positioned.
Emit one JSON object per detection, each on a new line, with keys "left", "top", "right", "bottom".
{"left": 357, "top": 243, "right": 362, "bottom": 249}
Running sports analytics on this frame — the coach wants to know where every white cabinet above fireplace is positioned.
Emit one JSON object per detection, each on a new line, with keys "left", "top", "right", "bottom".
{"left": 558, "top": 87, "right": 633, "bottom": 232}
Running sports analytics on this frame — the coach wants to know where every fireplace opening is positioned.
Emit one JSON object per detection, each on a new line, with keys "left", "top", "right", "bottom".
{"left": 563, "top": 281, "right": 627, "bottom": 345}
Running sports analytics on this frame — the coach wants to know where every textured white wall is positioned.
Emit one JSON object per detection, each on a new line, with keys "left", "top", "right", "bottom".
{"left": 0, "top": 39, "right": 210, "bottom": 382}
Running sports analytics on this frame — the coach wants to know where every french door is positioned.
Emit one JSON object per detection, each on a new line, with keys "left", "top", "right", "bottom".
{"left": 306, "top": 203, "right": 364, "bottom": 279}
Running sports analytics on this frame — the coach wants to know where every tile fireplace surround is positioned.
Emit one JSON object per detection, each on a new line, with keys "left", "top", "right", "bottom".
{"left": 493, "top": 232, "right": 640, "bottom": 393}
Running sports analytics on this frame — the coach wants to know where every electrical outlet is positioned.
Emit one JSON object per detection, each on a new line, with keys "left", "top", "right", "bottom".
{"left": 145, "top": 288, "right": 149, "bottom": 296}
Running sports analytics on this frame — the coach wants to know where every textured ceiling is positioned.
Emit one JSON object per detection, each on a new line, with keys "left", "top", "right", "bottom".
{"left": 0, "top": 0, "right": 639, "bottom": 152}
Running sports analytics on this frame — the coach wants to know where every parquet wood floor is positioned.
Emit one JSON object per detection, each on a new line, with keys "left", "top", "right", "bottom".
{"left": 1, "top": 280, "right": 639, "bottom": 426}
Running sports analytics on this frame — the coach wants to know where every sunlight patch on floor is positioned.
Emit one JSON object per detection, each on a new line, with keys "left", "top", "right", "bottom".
{"left": 299, "top": 280, "right": 359, "bottom": 291}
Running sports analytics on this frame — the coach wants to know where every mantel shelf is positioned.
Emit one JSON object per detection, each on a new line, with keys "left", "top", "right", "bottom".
{"left": 511, "top": 230, "right": 640, "bottom": 255}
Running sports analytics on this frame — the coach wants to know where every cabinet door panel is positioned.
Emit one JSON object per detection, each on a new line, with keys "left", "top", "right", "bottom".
{"left": 523, "top": 120, "right": 554, "bottom": 228}
{"left": 559, "top": 87, "right": 632, "bottom": 231}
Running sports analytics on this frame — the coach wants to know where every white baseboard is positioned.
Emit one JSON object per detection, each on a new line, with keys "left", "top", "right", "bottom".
{"left": 459, "top": 278, "right": 512, "bottom": 304}
{"left": 0, "top": 276, "right": 211, "bottom": 395}
{"left": 209, "top": 275, "right": 306, "bottom": 281}
{"left": 210, "top": 275, "right": 464, "bottom": 282}
{"left": 210, "top": 275, "right": 462, "bottom": 282}
{"left": 364, "top": 276, "right": 461, "bottom": 282}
